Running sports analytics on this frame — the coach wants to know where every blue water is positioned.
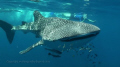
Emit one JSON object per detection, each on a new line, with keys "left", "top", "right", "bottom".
{"left": 0, "top": 0, "right": 120, "bottom": 67}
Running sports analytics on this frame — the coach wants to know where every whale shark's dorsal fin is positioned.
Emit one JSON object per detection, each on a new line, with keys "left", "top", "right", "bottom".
{"left": 33, "top": 10, "right": 45, "bottom": 23}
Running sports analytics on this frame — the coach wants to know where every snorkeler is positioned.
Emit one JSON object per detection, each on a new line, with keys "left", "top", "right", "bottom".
{"left": 69, "top": 13, "right": 84, "bottom": 21}
{"left": 69, "top": 13, "right": 96, "bottom": 22}
{"left": 49, "top": 12, "right": 95, "bottom": 22}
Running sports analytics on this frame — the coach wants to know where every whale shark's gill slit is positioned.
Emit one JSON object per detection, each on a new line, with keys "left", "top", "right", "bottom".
{"left": 0, "top": 20, "right": 15, "bottom": 44}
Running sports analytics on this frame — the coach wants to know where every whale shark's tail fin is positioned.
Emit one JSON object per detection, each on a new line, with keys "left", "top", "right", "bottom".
{"left": 0, "top": 20, "right": 15, "bottom": 44}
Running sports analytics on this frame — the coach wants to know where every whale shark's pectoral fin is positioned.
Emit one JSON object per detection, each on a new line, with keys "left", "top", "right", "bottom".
{"left": 0, "top": 20, "right": 15, "bottom": 44}
{"left": 33, "top": 10, "right": 45, "bottom": 23}
{"left": 19, "top": 39, "right": 44, "bottom": 54}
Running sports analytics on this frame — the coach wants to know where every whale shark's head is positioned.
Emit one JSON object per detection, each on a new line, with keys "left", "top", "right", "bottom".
{"left": 59, "top": 22, "right": 100, "bottom": 42}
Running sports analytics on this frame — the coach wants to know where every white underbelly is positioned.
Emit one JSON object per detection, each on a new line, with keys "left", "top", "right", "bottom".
{"left": 44, "top": 36, "right": 95, "bottom": 52}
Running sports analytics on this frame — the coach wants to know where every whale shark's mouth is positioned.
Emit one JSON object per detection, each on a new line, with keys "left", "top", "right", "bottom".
{"left": 60, "top": 30, "right": 100, "bottom": 42}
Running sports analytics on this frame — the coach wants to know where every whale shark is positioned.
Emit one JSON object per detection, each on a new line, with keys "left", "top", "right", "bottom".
{"left": 0, "top": 10, "right": 100, "bottom": 56}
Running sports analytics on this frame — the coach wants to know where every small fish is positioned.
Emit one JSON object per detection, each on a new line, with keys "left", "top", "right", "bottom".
{"left": 95, "top": 54, "right": 98, "bottom": 57}
{"left": 63, "top": 44, "right": 65, "bottom": 48}
{"left": 58, "top": 45, "right": 61, "bottom": 48}
{"left": 45, "top": 48, "right": 62, "bottom": 54}
{"left": 89, "top": 49, "right": 92, "bottom": 52}
{"left": 93, "top": 62, "right": 96, "bottom": 64}
{"left": 48, "top": 53, "right": 61, "bottom": 57}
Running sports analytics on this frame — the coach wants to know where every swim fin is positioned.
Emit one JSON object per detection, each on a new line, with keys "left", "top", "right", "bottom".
{"left": 0, "top": 20, "right": 15, "bottom": 44}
